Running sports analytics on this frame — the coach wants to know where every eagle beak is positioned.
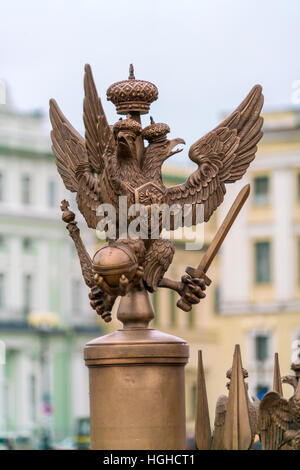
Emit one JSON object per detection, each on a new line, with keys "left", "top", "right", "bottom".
{"left": 168, "top": 138, "right": 185, "bottom": 157}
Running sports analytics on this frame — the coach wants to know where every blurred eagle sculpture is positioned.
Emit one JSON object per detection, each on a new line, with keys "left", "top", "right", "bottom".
{"left": 258, "top": 354, "right": 300, "bottom": 450}
{"left": 50, "top": 64, "right": 264, "bottom": 322}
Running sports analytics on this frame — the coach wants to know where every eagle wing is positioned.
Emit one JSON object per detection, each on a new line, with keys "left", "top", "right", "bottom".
{"left": 50, "top": 98, "right": 101, "bottom": 228}
{"left": 83, "top": 64, "right": 115, "bottom": 173}
{"left": 49, "top": 97, "right": 86, "bottom": 193}
{"left": 258, "top": 391, "right": 292, "bottom": 450}
{"left": 164, "top": 85, "right": 264, "bottom": 227}
{"left": 50, "top": 65, "right": 115, "bottom": 229}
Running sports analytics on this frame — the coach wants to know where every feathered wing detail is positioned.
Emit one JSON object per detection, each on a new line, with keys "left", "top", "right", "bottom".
{"left": 248, "top": 399, "right": 259, "bottom": 436}
{"left": 143, "top": 239, "right": 175, "bottom": 291}
{"left": 83, "top": 64, "right": 115, "bottom": 174}
{"left": 50, "top": 98, "right": 87, "bottom": 192}
{"left": 211, "top": 394, "right": 227, "bottom": 450}
{"left": 258, "top": 391, "right": 292, "bottom": 450}
{"left": 251, "top": 396, "right": 260, "bottom": 427}
{"left": 165, "top": 85, "right": 264, "bottom": 226}
{"left": 49, "top": 99, "right": 101, "bottom": 229}
{"left": 76, "top": 170, "right": 102, "bottom": 229}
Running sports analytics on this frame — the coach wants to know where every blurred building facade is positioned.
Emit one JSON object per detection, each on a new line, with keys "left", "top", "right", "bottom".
{"left": 0, "top": 101, "right": 102, "bottom": 445}
{"left": 1, "top": 97, "right": 300, "bottom": 445}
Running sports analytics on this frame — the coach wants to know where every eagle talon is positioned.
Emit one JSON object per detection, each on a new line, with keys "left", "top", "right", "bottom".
{"left": 88, "top": 284, "right": 115, "bottom": 323}
{"left": 136, "top": 266, "right": 144, "bottom": 278}
{"left": 179, "top": 273, "right": 210, "bottom": 305}
{"left": 119, "top": 274, "right": 130, "bottom": 295}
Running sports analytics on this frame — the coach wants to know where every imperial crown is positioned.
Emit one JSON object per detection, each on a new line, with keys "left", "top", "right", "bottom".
{"left": 113, "top": 117, "right": 142, "bottom": 136}
{"left": 106, "top": 64, "right": 158, "bottom": 115}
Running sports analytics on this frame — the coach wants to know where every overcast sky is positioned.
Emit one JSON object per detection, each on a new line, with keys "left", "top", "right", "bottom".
{"left": 2, "top": 0, "right": 300, "bottom": 166}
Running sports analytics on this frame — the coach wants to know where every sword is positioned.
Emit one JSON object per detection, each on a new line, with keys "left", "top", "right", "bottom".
{"left": 177, "top": 184, "right": 250, "bottom": 311}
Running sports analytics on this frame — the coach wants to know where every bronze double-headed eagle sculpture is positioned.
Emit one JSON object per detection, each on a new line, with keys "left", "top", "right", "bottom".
{"left": 195, "top": 347, "right": 300, "bottom": 450}
{"left": 258, "top": 354, "right": 300, "bottom": 450}
{"left": 49, "top": 64, "right": 263, "bottom": 322}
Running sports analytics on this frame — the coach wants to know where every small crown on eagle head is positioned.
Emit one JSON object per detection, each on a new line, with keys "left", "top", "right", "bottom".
{"left": 142, "top": 117, "right": 170, "bottom": 143}
{"left": 107, "top": 64, "right": 158, "bottom": 115}
{"left": 113, "top": 117, "right": 142, "bottom": 137}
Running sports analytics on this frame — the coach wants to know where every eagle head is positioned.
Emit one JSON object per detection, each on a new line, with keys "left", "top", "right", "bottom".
{"left": 142, "top": 117, "right": 185, "bottom": 161}
{"left": 113, "top": 117, "right": 142, "bottom": 160}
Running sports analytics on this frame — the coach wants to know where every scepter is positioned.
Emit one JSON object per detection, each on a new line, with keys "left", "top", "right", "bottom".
{"left": 177, "top": 184, "right": 250, "bottom": 311}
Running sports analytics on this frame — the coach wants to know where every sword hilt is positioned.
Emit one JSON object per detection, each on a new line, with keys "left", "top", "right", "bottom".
{"left": 176, "top": 267, "right": 211, "bottom": 312}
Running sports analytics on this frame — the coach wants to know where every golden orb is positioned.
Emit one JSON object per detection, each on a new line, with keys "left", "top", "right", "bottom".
{"left": 92, "top": 244, "right": 138, "bottom": 289}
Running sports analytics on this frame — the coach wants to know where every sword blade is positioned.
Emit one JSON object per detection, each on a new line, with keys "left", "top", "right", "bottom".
{"left": 195, "top": 184, "right": 250, "bottom": 274}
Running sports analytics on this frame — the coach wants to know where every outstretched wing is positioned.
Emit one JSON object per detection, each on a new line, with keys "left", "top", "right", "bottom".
{"left": 50, "top": 98, "right": 86, "bottom": 192}
{"left": 49, "top": 99, "right": 100, "bottom": 228}
{"left": 258, "top": 391, "right": 292, "bottom": 450}
{"left": 83, "top": 64, "right": 115, "bottom": 174}
{"left": 165, "top": 85, "right": 264, "bottom": 226}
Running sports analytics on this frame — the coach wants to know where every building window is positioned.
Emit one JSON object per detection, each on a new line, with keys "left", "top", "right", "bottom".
{"left": 256, "top": 385, "right": 268, "bottom": 400}
{"left": 0, "top": 235, "right": 5, "bottom": 250}
{"left": 71, "top": 279, "right": 81, "bottom": 314}
{"left": 0, "top": 172, "right": 3, "bottom": 201}
{"left": 214, "top": 285, "right": 220, "bottom": 314}
{"left": 21, "top": 175, "right": 31, "bottom": 205}
{"left": 297, "top": 174, "right": 300, "bottom": 201}
{"left": 255, "top": 335, "right": 269, "bottom": 361}
{"left": 48, "top": 180, "right": 56, "bottom": 208}
{"left": 169, "top": 290, "right": 177, "bottom": 328}
{"left": 22, "top": 237, "right": 33, "bottom": 252}
{"left": 23, "top": 274, "right": 33, "bottom": 315}
{"left": 0, "top": 274, "right": 5, "bottom": 309}
{"left": 253, "top": 175, "right": 269, "bottom": 206}
{"left": 255, "top": 241, "right": 271, "bottom": 284}
{"left": 29, "top": 374, "right": 37, "bottom": 422}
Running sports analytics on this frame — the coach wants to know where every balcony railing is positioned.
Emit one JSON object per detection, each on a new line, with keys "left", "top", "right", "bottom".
{"left": 0, "top": 308, "right": 101, "bottom": 333}
{"left": 0, "top": 307, "right": 29, "bottom": 327}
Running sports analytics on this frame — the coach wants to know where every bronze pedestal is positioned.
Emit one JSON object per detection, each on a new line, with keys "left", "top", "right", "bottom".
{"left": 84, "top": 289, "right": 189, "bottom": 450}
